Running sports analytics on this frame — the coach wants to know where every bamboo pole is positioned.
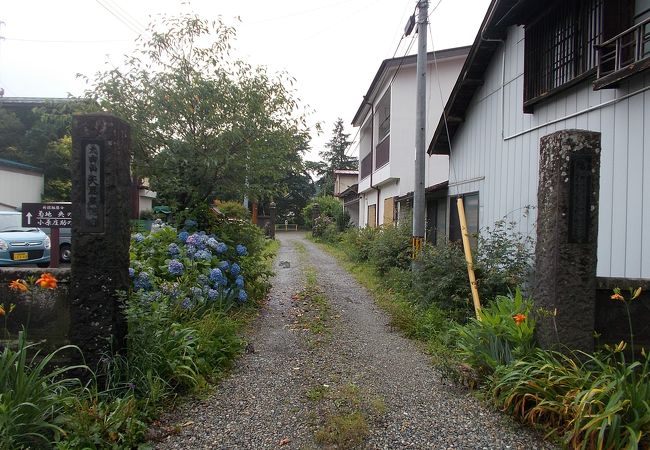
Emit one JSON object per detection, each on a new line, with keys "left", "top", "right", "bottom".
{"left": 457, "top": 197, "right": 482, "bottom": 320}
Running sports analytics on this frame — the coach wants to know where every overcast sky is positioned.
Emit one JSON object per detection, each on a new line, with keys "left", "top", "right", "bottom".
{"left": 0, "top": 0, "right": 490, "bottom": 161}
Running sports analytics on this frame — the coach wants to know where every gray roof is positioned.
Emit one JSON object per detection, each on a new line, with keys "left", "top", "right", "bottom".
{"left": 0, "top": 158, "right": 43, "bottom": 173}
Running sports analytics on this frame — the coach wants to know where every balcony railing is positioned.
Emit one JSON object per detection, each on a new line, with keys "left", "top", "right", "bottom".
{"left": 360, "top": 153, "right": 372, "bottom": 180}
{"left": 594, "top": 17, "right": 650, "bottom": 90}
{"left": 375, "top": 136, "right": 390, "bottom": 169}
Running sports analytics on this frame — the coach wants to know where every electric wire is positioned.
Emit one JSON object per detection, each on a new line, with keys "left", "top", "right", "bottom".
{"left": 94, "top": 0, "right": 142, "bottom": 35}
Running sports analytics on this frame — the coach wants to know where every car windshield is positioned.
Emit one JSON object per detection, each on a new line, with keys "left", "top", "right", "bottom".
{"left": 0, "top": 214, "right": 30, "bottom": 232}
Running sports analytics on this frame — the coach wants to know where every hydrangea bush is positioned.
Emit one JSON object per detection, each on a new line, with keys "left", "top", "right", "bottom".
{"left": 129, "top": 225, "right": 251, "bottom": 313}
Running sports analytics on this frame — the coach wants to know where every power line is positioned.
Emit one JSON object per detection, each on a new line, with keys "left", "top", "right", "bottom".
{"left": 94, "top": 0, "right": 142, "bottom": 35}
{"left": 5, "top": 37, "right": 130, "bottom": 44}
{"left": 103, "top": 0, "right": 146, "bottom": 30}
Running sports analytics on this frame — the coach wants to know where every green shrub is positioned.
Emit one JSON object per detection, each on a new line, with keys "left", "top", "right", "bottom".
{"left": 341, "top": 227, "right": 379, "bottom": 262}
{"left": 0, "top": 332, "right": 85, "bottom": 449}
{"left": 214, "top": 200, "right": 250, "bottom": 220}
{"left": 302, "top": 196, "right": 342, "bottom": 228}
{"left": 412, "top": 241, "right": 470, "bottom": 313}
{"left": 452, "top": 290, "right": 535, "bottom": 375}
{"left": 368, "top": 223, "right": 412, "bottom": 274}
{"left": 335, "top": 209, "right": 351, "bottom": 232}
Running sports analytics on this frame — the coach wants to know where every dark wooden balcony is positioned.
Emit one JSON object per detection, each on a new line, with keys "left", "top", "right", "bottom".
{"left": 375, "top": 136, "right": 390, "bottom": 169}
{"left": 360, "top": 153, "right": 372, "bottom": 180}
{"left": 594, "top": 17, "right": 650, "bottom": 90}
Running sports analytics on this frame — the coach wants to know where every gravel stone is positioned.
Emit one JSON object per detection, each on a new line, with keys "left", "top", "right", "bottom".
{"left": 154, "top": 232, "right": 558, "bottom": 450}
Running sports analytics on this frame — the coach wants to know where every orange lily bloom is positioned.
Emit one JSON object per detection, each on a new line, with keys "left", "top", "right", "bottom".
{"left": 36, "top": 273, "right": 58, "bottom": 289}
{"left": 513, "top": 313, "right": 526, "bottom": 325}
{"left": 0, "top": 305, "right": 5, "bottom": 317}
{"left": 9, "top": 279, "right": 28, "bottom": 293}
{"left": 610, "top": 292, "right": 625, "bottom": 302}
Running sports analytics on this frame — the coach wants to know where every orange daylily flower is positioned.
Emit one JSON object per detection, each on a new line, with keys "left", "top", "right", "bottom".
{"left": 9, "top": 279, "right": 28, "bottom": 293}
{"left": 610, "top": 292, "right": 625, "bottom": 302}
{"left": 36, "top": 273, "right": 58, "bottom": 289}
{"left": 513, "top": 313, "right": 526, "bottom": 325}
{"left": 0, "top": 305, "right": 4, "bottom": 317}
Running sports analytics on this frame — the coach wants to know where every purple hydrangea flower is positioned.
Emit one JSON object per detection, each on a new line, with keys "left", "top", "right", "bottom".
{"left": 236, "top": 244, "right": 248, "bottom": 256}
{"left": 178, "top": 231, "right": 189, "bottom": 243}
{"left": 186, "top": 233, "right": 201, "bottom": 247}
{"left": 186, "top": 245, "right": 197, "bottom": 257}
{"left": 230, "top": 263, "right": 241, "bottom": 277}
{"left": 168, "top": 260, "right": 184, "bottom": 276}
{"left": 168, "top": 243, "right": 180, "bottom": 255}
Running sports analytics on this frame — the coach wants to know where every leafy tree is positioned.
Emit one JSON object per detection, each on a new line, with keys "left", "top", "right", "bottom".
{"left": 84, "top": 13, "right": 310, "bottom": 211}
{"left": 311, "top": 118, "right": 357, "bottom": 196}
{"left": 302, "top": 195, "right": 342, "bottom": 228}
{"left": 275, "top": 169, "right": 315, "bottom": 225}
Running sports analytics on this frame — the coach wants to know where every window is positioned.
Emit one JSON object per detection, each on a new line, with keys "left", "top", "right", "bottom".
{"left": 426, "top": 197, "right": 447, "bottom": 245}
{"left": 376, "top": 89, "right": 390, "bottom": 142}
{"left": 367, "top": 204, "right": 377, "bottom": 228}
{"left": 524, "top": 0, "right": 603, "bottom": 110}
{"left": 448, "top": 193, "right": 479, "bottom": 249}
{"left": 383, "top": 197, "right": 395, "bottom": 225}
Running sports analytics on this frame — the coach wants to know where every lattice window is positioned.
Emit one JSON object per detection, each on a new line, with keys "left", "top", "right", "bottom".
{"left": 524, "top": 0, "right": 603, "bottom": 109}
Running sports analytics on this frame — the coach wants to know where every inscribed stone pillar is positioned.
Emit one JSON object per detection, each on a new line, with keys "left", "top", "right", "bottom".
{"left": 70, "top": 114, "right": 131, "bottom": 371}
{"left": 269, "top": 201, "right": 277, "bottom": 240}
{"left": 534, "top": 129, "right": 600, "bottom": 352}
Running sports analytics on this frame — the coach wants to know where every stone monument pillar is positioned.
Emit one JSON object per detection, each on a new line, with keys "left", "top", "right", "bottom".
{"left": 70, "top": 114, "right": 131, "bottom": 371}
{"left": 269, "top": 201, "right": 276, "bottom": 240}
{"left": 312, "top": 204, "right": 320, "bottom": 237}
{"left": 534, "top": 130, "right": 600, "bottom": 352}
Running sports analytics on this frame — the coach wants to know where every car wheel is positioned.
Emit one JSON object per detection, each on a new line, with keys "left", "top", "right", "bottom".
{"left": 37, "top": 262, "right": 50, "bottom": 268}
{"left": 60, "top": 244, "right": 72, "bottom": 263}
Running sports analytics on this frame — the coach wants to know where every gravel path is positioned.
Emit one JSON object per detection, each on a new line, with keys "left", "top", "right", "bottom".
{"left": 155, "top": 232, "right": 557, "bottom": 450}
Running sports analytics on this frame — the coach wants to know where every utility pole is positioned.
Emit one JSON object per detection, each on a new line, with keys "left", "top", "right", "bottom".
{"left": 412, "top": 0, "right": 428, "bottom": 259}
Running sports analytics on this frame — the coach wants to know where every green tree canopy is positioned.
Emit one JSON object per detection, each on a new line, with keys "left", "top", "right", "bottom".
{"left": 84, "top": 13, "right": 311, "bottom": 211}
{"left": 311, "top": 118, "right": 357, "bottom": 196}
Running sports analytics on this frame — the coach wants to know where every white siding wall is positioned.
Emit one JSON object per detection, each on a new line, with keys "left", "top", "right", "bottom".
{"left": 449, "top": 25, "right": 650, "bottom": 279}
{"left": 0, "top": 168, "right": 44, "bottom": 211}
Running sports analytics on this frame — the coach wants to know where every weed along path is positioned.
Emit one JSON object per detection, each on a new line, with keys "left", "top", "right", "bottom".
{"left": 155, "top": 232, "right": 556, "bottom": 450}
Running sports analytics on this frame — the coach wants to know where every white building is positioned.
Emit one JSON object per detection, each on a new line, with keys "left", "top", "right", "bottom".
{"left": 428, "top": 0, "right": 650, "bottom": 280}
{"left": 333, "top": 169, "right": 359, "bottom": 226}
{"left": 0, "top": 158, "right": 44, "bottom": 211}
{"left": 352, "top": 46, "right": 470, "bottom": 240}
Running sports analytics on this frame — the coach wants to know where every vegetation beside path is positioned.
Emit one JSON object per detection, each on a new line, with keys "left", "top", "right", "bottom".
{"left": 311, "top": 220, "right": 650, "bottom": 450}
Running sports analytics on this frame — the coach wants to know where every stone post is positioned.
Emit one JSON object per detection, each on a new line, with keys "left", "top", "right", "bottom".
{"left": 70, "top": 114, "right": 131, "bottom": 372}
{"left": 534, "top": 130, "right": 600, "bottom": 352}
{"left": 269, "top": 201, "right": 276, "bottom": 240}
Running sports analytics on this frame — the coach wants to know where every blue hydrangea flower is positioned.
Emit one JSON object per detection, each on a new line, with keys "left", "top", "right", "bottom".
{"left": 238, "top": 289, "right": 248, "bottom": 302}
{"left": 206, "top": 237, "right": 219, "bottom": 250}
{"left": 178, "top": 231, "right": 189, "bottom": 243}
{"left": 235, "top": 275, "right": 245, "bottom": 288}
{"left": 184, "top": 219, "right": 198, "bottom": 229}
{"left": 190, "top": 287, "right": 203, "bottom": 298}
{"left": 230, "top": 263, "right": 241, "bottom": 277}
{"left": 198, "top": 274, "right": 209, "bottom": 286}
{"left": 194, "top": 249, "right": 212, "bottom": 260}
{"left": 168, "top": 260, "right": 184, "bottom": 276}
{"left": 236, "top": 244, "right": 248, "bottom": 256}
{"left": 209, "top": 268, "right": 227, "bottom": 286}
{"left": 216, "top": 242, "right": 228, "bottom": 254}
{"left": 207, "top": 289, "right": 218, "bottom": 300}
{"left": 144, "top": 291, "right": 162, "bottom": 302}
{"left": 181, "top": 298, "right": 192, "bottom": 309}
{"left": 128, "top": 267, "right": 135, "bottom": 278}
{"left": 218, "top": 260, "right": 230, "bottom": 270}
{"left": 134, "top": 272, "right": 152, "bottom": 291}
{"left": 133, "top": 233, "right": 145, "bottom": 243}
{"left": 168, "top": 243, "right": 180, "bottom": 255}
{"left": 186, "top": 245, "right": 197, "bottom": 257}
